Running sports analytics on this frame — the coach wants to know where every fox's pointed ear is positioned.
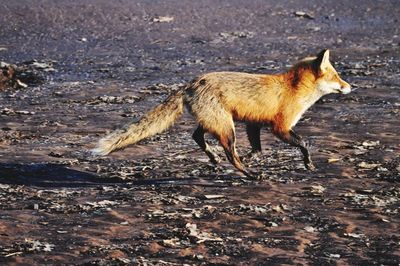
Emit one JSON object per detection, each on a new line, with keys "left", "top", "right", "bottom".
{"left": 315, "top": 49, "right": 330, "bottom": 73}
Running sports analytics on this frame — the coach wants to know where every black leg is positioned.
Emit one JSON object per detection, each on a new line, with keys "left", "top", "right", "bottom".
{"left": 289, "top": 130, "right": 314, "bottom": 169}
{"left": 273, "top": 129, "right": 315, "bottom": 171}
{"left": 246, "top": 123, "right": 262, "bottom": 153}
{"left": 192, "top": 125, "right": 220, "bottom": 164}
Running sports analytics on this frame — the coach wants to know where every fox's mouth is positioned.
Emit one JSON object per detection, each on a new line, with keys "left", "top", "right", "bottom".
{"left": 317, "top": 81, "right": 351, "bottom": 95}
{"left": 338, "top": 86, "right": 351, "bottom": 94}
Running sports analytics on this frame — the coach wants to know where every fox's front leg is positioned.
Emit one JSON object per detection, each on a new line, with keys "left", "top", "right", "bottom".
{"left": 245, "top": 123, "right": 262, "bottom": 154}
{"left": 289, "top": 130, "right": 315, "bottom": 170}
{"left": 273, "top": 128, "right": 316, "bottom": 171}
{"left": 243, "top": 123, "right": 263, "bottom": 162}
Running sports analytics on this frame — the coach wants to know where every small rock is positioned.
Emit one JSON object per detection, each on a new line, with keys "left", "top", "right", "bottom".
{"left": 310, "top": 184, "right": 326, "bottom": 194}
{"left": 344, "top": 232, "right": 364, "bottom": 238}
{"left": 358, "top": 162, "right": 381, "bottom": 169}
{"left": 119, "top": 258, "right": 131, "bottom": 264}
{"left": 307, "top": 26, "right": 321, "bottom": 31}
{"left": 362, "top": 140, "right": 380, "bottom": 148}
{"left": 202, "top": 194, "right": 225, "bottom": 200}
{"left": 152, "top": 16, "right": 174, "bottom": 23}
{"left": 271, "top": 205, "right": 283, "bottom": 213}
{"left": 162, "top": 238, "right": 181, "bottom": 248}
{"left": 16, "top": 79, "right": 28, "bottom": 88}
{"left": 377, "top": 167, "right": 388, "bottom": 172}
{"left": 86, "top": 200, "right": 119, "bottom": 208}
{"left": 1, "top": 108, "right": 14, "bottom": 115}
{"left": 31, "top": 61, "right": 52, "bottom": 69}
{"left": 328, "top": 158, "right": 341, "bottom": 163}
{"left": 0, "top": 61, "right": 10, "bottom": 67}
{"left": 269, "top": 222, "right": 278, "bottom": 227}
{"left": 125, "top": 66, "right": 136, "bottom": 72}
{"left": 48, "top": 151, "right": 63, "bottom": 158}
{"left": 304, "top": 226, "right": 316, "bottom": 233}
{"left": 294, "top": 11, "right": 314, "bottom": 19}
{"left": 26, "top": 61, "right": 56, "bottom": 72}
{"left": 42, "top": 243, "right": 55, "bottom": 252}
{"left": 186, "top": 223, "right": 223, "bottom": 243}
{"left": 15, "top": 110, "right": 35, "bottom": 115}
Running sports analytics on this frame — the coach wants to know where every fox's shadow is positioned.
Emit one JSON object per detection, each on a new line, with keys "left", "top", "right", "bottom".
{"left": 0, "top": 163, "right": 125, "bottom": 187}
{"left": 0, "top": 163, "right": 217, "bottom": 188}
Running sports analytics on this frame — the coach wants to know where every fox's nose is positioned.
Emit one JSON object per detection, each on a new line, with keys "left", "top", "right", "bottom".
{"left": 340, "top": 81, "right": 351, "bottom": 94}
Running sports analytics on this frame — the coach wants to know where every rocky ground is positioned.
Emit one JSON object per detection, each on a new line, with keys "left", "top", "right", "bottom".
{"left": 0, "top": 0, "right": 399, "bottom": 265}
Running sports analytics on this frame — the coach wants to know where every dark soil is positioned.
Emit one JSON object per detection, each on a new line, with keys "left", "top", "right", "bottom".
{"left": 0, "top": 0, "right": 399, "bottom": 265}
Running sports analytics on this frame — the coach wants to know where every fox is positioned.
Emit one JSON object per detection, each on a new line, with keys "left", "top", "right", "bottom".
{"left": 92, "top": 49, "right": 351, "bottom": 178}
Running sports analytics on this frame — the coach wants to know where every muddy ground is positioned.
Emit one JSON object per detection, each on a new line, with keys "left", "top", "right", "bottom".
{"left": 0, "top": 0, "right": 399, "bottom": 265}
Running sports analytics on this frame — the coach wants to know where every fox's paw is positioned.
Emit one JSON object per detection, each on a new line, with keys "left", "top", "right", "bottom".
{"left": 305, "top": 162, "right": 316, "bottom": 171}
{"left": 209, "top": 155, "right": 222, "bottom": 165}
{"left": 304, "top": 141, "right": 313, "bottom": 150}
{"left": 243, "top": 169, "right": 263, "bottom": 180}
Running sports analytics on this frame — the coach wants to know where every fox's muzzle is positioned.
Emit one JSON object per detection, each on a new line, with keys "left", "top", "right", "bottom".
{"left": 339, "top": 80, "right": 351, "bottom": 94}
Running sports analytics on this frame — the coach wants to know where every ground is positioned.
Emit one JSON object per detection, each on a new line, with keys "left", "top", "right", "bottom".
{"left": 0, "top": 0, "right": 399, "bottom": 265}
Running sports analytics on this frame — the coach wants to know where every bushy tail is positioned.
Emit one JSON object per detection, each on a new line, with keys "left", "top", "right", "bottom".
{"left": 92, "top": 90, "right": 185, "bottom": 156}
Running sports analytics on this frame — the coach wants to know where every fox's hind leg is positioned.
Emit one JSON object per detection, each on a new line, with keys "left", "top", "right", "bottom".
{"left": 189, "top": 102, "right": 253, "bottom": 177}
{"left": 192, "top": 125, "right": 220, "bottom": 164}
{"left": 208, "top": 119, "right": 252, "bottom": 177}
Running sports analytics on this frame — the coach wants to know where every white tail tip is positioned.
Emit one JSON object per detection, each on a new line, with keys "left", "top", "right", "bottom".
{"left": 90, "top": 147, "right": 109, "bottom": 157}
{"left": 90, "top": 139, "right": 114, "bottom": 156}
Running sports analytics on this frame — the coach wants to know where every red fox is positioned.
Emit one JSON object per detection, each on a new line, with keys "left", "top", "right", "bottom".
{"left": 92, "top": 49, "right": 351, "bottom": 177}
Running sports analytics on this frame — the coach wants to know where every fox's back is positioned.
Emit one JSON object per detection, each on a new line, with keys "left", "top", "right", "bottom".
{"left": 186, "top": 71, "right": 285, "bottom": 123}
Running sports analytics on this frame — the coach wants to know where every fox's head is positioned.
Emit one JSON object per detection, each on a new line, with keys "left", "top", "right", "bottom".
{"left": 312, "top": 49, "right": 351, "bottom": 95}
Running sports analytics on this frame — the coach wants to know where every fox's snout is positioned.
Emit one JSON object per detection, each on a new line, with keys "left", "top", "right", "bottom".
{"left": 316, "top": 78, "right": 351, "bottom": 95}
{"left": 339, "top": 80, "right": 351, "bottom": 94}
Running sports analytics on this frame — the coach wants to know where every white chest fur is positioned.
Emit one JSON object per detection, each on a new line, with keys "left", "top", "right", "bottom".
{"left": 290, "top": 91, "right": 323, "bottom": 128}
